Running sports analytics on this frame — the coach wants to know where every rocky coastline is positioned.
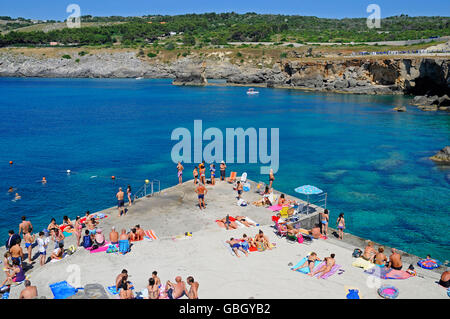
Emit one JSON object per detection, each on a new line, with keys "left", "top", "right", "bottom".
{"left": 0, "top": 50, "right": 449, "bottom": 110}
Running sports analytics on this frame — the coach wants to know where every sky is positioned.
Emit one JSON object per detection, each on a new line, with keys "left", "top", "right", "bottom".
{"left": 1, "top": 0, "right": 449, "bottom": 20}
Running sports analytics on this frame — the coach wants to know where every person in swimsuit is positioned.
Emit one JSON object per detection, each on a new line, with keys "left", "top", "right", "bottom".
{"left": 115, "top": 269, "right": 128, "bottom": 290}
{"left": 193, "top": 167, "right": 199, "bottom": 184}
{"left": 236, "top": 181, "right": 244, "bottom": 199}
{"left": 199, "top": 162, "right": 206, "bottom": 185}
{"left": 74, "top": 216, "right": 83, "bottom": 247}
{"left": 23, "top": 232, "right": 35, "bottom": 263}
{"left": 438, "top": 270, "right": 450, "bottom": 288}
{"left": 310, "top": 254, "right": 336, "bottom": 279}
{"left": 375, "top": 246, "right": 388, "bottom": 267}
{"left": 14, "top": 193, "right": 21, "bottom": 201}
{"left": 185, "top": 276, "right": 199, "bottom": 299}
{"left": 177, "top": 162, "right": 184, "bottom": 184}
{"left": 19, "top": 216, "right": 33, "bottom": 237}
{"left": 109, "top": 226, "right": 119, "bottom": 245}
{"left": 62, "top": 216, "right": 74, "bottom": 229}
{"left": 321, "top": 209, "right": 329, "bottom": 236}
{"left": 127, "top": 185, "right": 132, "bottom": 206}
{"left": 116, "top": 187, "right": 125, "bottom": 217}
{"left": 226, "top": 238, "right": 248, "bottom": 257}
{"left": 10, "top": 242, "right": 23, "bottom": 265}
{"left": 337, "top": 213, "right": 345, "bottom": 240}
{"left": 166, "top": 276, "right": 188, "bottom": 299}
{"left": 19, "top": 280, "right": 38, "bottom": 299}
{"left": 292, "top": 252, "right": 321, "bottom": 273}
{"left": 135, "top": 225, "right": 145, "bottom": 241}
{"left": 235, "top": 216, "right": 255, "bottom": 227}
{"left": 3, "top": 252, "right": 13, "bottom": 276}
{"left": 1, "top": 259, "right": 25, "bottom": 286}
{"left": 51, "top": 243, "right": 64, "bottom": 260}
{"left": 388, "top": 248, "right": 403, "bottom": 270}
{"left": 47, "top": 218, "right": 58, "bottom": 231}
{"left": 152, "top": 271, "right": 161, "bottom": 287}
{"left": 147, "top": 277, "right": 159, "bottom": 299}
{"left": 220, "top": 161, "right": 226, "bottom": 181}
{"left": 195, "top": 183, "right": 207, "bottom": 210}
{"left": 210, "top": 164, "right": 216, "bottom": 185}
{"left": 268, "top": 168, "right": 275, "bottom": 189}
{"left": 119, "top": 279, "right": 134, "bottom": 299}
{"left": 217, "top": 215, "right": 238, "bottom": 230}
{"left": 242, "top": 233, "right": 256, "bottom": 249}
{"left": 128, "top": 228, "right": 137, "bottom": 241}
{"left": 362, "top": 241, "right": 377, "bottom": 262}
{"left": 94, "top": 229, "right": 105, "bottom": 246}
{"left": 255, "top": 230, "right": 272, "bottom": 250}
{"left": 8, "top": 186, "right": 13, "bottom": 193}
{"left": 52, "top": 228, "right": 65, "bottom": 250}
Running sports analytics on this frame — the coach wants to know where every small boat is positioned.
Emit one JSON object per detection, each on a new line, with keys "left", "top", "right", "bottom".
{"left": 136, "top": 77, "right": 144, "bottom": 80}
{"left": 246, "top": 88, "right": 259, "bottom": 95}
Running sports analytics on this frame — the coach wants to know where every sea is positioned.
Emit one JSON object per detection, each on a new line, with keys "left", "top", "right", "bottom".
{"left": 0, "top": 77, "right": 449, "bottom": 262}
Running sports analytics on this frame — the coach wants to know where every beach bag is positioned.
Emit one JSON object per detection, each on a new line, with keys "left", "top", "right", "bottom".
{"left": 352, "top": 248, "right": 362, "bottom": 258}
{"left": 297, "top": 234, "right": 304, "bottom": 244}
{"left": 66, "top": 245, "right": 76, "bottom": 255}
{"left": 106, "top": 245, "right": 118, "bottom": 253}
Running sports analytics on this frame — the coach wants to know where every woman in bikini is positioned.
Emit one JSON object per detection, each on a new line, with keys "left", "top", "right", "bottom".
{"left": 177, "top": 162, "right": 184, "bottom": 184}
{"left": 321, "top": 209, "right": 329, "bottom": 236}
{"left": 74, "top": 216, "right": 83, "bottom": 247}
{"left": 47, "top": 218, "right": 59, "bottom": 231}
{"left": 210, "top": 164, "right": 216, "bottom": 185}
{"left": 147, "top": 277, "right": 160, "bottom": 299}
{"left": 127, "top": 185, "right": 132, "bottom": 206}
{"left": 268, "top": 168, "right": 275, "bottom": 189}
{"left": 62, "top": 216, "right": 74, "bottom": 230}
{"left": 337, "top": 213, "right": 345, "bottom": 240}
{"left": 292, "top": 252, "right": 321, "bottom": 273}
{"left": 362, "top": 241, "right": 377, "bottom": 263}
{"left": 235, "top": 216, "right": 255, "bottom": 227}
{"left": 193, "top": 167, "right": 199, "bottom": 184}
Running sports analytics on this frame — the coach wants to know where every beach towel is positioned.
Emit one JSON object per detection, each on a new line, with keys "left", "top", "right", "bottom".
{"left": 268, "top": 205, "right": 283, "bottom": 211}
{"left": 106, "top": 282, "right": 134, "bottom": 295}
{"left": 224, "top": 242, "right": 235, "bottom": 256}
{"left": 234, "top": 220, "right": 246, "bottom": 228}
{"left": 384, "top": 269, "right": 412, "bottom": 280}
{"left": 63, "top": 231, "right": 73, "bottom": 237}
{"left": 49, "top": 281, "right": 78, "bottom": 299}
{"left": 159, "top": 284, "right": 169, "bottom": 299}
{"left": 244, "top": 216, "right": 259, "bottom": 226}
{"left": 119, "top": 240, "right": 130, "bottom": 254}
{"left": 364, "top": 267, "right": 391, "bottom": 278}
{"left": 352, "top": 257, "right": 376, "bottom": 270}
{"left": 312, "top": 262, "right": 342, "bottom": 279}
{"left": 50, "top": 253, "right": 68, "bottom": 263}
{"left": 291, "top": 257, "right": 321, "bottom": 274}
{"left": 144, "top": 230, "right": 158, "bottom": 241}
{"left": 87, "top": 242, "right": 114, "bottom": 254}
{"left": 1, "top": 292, "right": 9, "bottom": 299}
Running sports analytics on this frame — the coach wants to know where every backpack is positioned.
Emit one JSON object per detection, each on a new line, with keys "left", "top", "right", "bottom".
{"left": 352, "top": 248, "right": 362, "bottom": 258}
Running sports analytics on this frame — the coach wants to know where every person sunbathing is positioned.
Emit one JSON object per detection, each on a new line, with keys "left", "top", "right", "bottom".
{"left": 217, "top": 215, "right": 238, "bottom": 230}
{"left": 119, "top": 279, "right": 134, "bottom": 299}
{"left": 235, "top": 216, "right": 255, "bottom": 227}
{"left": 242, "top": 234, "right": 256, "bottom": 249}
{"left": 51, "top": 243, "right": 64, "bottom": 260}
{"left": 310, "top": 254, "right": 335, "bottom": 278}
{"left": 226, "top": 238, "right": 248, "bottom": 258}
{"left": 62, "top": 216, "right": 74, "bottom": 229}
{"left": 47, "top": 218, "right": 59, "bottom": 231}
{"left": 277, "top": 194, "right": 295, "bottom": 206}
{"left": 94, "top": 229, "right": 105, "bottom": 246}
{"left": 135, "top": 225, "right": 145, "bottom": 241}
{"left": 147, "top": 277, "right": 159, "bottom": 299}
{"left": 166, "top": 276, "right": 188, "bottom": 299}
{"left": 115, "top": 269, "right": 128, "bottom": 290}
{"left": 438, "top": 270, "right": 450, "bottom": 288}
{"left": 255, "top": 230, "right": 272, "bottom": 250}
{"left": 292, "top": 252, "right": 321, "bottom": 273}
{"left": 374, "top": 246, "right": 388, "bottom": 267}
{"left": 362, "top": 241, "right": 377, "bottom": 263}
{"left": 286, "top": 224, "right": 301, "bottom": 237}
{"left": 128, "top": 228, "right": 137, "bottom": 241}
{"left": 300, "top": 225, "right": 321, "bottom": 239}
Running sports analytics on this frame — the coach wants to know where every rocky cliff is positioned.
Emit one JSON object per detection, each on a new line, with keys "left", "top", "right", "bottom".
{"left": 0, "top": 50, "right": 449, "bottom": 100}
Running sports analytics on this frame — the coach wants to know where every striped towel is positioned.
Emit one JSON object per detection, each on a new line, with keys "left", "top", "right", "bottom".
{"left": 144, "top": 230, "right": 158, "bottom": 240}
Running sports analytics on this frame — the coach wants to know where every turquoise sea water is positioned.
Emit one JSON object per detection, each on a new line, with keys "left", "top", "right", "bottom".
{"left": 0, "top": 78, "right": 449, "bottom": 262}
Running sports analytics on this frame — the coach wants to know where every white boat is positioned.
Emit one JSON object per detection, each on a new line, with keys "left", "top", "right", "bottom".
{"left": 246, "top": 88, "right": 259, "bottom": 95}
{"left": 136, "top": 77, "right": 144, "bottom": 80}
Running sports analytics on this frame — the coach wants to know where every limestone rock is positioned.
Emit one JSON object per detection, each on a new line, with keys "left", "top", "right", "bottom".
{"left": 430, "top": 146, "right": 450, "bottom": 163}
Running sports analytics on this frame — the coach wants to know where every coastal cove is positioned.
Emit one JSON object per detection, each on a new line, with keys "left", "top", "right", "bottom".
{"left": 0, "top": 77, "right": 449, "bottom": 263}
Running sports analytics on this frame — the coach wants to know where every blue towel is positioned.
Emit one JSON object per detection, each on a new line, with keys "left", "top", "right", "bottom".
{"left": 1, "top": 292, "right": 9, "bottom": 299}
{"left": 49, "top": 281, "right": 78, "bottom": 299}
{"left": 107, "top": 282, "right": 134, "bottom": 295}
{"left": 119, "top": 240, "right": 130, "bottom": 254}
{"left": 291, "top": 256, "right": 321, "bottom": 274}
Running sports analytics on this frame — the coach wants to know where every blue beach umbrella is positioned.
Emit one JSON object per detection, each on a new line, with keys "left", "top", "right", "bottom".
{"left": 294, "top": 185, "right": 323, "bottom": 214}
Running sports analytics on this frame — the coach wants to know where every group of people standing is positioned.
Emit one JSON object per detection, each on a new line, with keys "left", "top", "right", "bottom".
{"left": 177, "top": 160, "right": 227, "bottom": 186}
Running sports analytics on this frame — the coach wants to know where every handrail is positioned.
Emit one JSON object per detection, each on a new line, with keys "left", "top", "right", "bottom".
{"left": 133, "top": 180, "right": 161, "bottom": 200}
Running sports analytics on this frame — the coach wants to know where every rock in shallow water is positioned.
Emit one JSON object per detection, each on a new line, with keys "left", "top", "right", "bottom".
{"left": 430, "top": 146, "right": 450, "bottom": 163}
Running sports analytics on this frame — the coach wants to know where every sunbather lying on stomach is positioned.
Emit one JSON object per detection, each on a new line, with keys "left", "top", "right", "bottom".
{"left": 286, "top": 224, "right": 301, "bottom": 237}
{"left": 309, "top": 254, "right": 336, "bottom": 279}
{"left": 300, "top": 224, "right": 321, "bottom": 239}
{"left": 217, "top": 215, "right": 238, "bottom": 230}
{"left": 226, "top": 238, "right": 248, "bottom": 258}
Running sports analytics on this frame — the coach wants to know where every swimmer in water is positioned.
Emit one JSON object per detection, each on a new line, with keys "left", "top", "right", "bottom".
{"left": 41, "top": 177, "right": 47, "bottom": 184}
{"left": 14, "top": 193, "right": 21, "bottom": 201}
{"left": 8, "top": 187, "right": 13, "bottom": 193}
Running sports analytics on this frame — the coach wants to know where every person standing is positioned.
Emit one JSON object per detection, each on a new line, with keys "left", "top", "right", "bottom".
{"left": 268, "top": 168, "right": 275, "bottom": 189}
{"left": 36, "top": 231, "right": 49, "bottom": 266}
{"left": 199, "top": 162, "right": 206, "bottom": 185}
{"left": 195, "top": 183, "right": 207, "bottom": 210}
{"left": 236, "top": 181, "right": 243, "bottom": 199}
{"left": 321, "top": 209, "right": 329, "bottom": 236}
{"left": 116, "top": 187, "right": 125, "bottom": 217}
{"left": 337, "top": 213, "right": 345, "bottom": 240}
{"left": 23, "top": 232, "right": 35, "bottom": 264}
{"left": 177, "top": 162, "right": 184, "bottom": 184}
{"left": 18, "top": 216, "right": 33, "bottom": 237}
{"left": 220, "top": 161, "right": 226, "bottom": 181}
{"left": 193, "top": 167, "right": 199, "bottom": 184}
{"left": 74, "top": 216, "right": 82, "bottom": 247}
{"left": 127, "top": 185, "right": 132, "bottom": 206}
{"left": 6, "top": 230, "right": 21, "bottom": 250}
{"left": 210, "top": 164, "right": 216, "bottom": 185}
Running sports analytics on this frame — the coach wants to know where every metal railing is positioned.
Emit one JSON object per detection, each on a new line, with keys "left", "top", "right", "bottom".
{"left": 133, "top": 180, "right": 161, "bottom": 200}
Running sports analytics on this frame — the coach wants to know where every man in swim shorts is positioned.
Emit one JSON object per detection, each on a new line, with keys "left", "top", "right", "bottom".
{"left": 116, "top": 187, "right": 125, "bottom": 216}
{"left": 19, "top": 280, "right": 38, "bottom": 299}
{"left": 23, "top": 232, "right": 36, "bottom": 263}
{"left": 185, "top": 276, "right": 199, "bottom": 299}
{"left": 36, "top": 232, "right": 49, "bottom": 266}
{"left": 109, "top": 226, "right": 119, "bottom": 245}
{"left": 226, "top": 238, "right": 249, "bottom": 257}
{"left": 177, "top": 162, "right": 184, "bottom": 184}
{"left": 10, "top": 242, "right": 23, "bottom": 265}
{"left": 195, "top": 183, "right": 207, "bottom": 210}
{"left": 439, "top": 270, "right": 450, "bottom": 288}
{"left": 166, "top": 276, "right": 187, "bottom": 299}
{"left": 388, "top": 248, "right": 403, "bottom": 270}
{"left": 19, "top": 216, "right": 33, "bottom": 237}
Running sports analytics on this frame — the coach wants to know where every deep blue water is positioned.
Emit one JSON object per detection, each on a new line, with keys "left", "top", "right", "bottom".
{"left": 0, "top": 78, "right": 449, "bottom": 262}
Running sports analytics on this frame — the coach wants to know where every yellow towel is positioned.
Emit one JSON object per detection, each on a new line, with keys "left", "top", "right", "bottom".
{"left": 352, "top": 257, "right": 375, "bottom": 270}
